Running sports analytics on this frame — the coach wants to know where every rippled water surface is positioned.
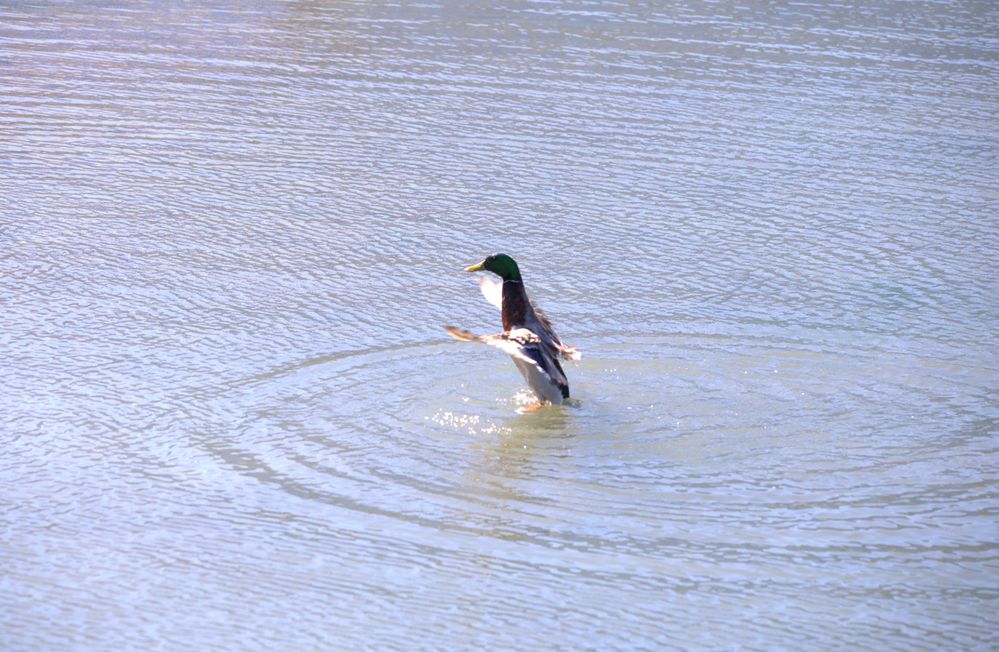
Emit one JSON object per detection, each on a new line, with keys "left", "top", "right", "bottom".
{"left": 3, "top": 0, "right": 998, "bottom": 649}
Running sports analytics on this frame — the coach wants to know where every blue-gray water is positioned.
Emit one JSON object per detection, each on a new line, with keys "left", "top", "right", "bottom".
{"left": 2, "top": 1, "right": 997, "bottom": 649}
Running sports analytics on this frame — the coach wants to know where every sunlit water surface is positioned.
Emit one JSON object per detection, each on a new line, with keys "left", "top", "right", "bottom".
{"left": 2, "top": 1, "right": 997, "bottom": 649}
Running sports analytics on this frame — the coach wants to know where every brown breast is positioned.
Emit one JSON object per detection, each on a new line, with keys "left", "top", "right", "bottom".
{"left": 501, "top": 281, "right": 529, "bottom": 331}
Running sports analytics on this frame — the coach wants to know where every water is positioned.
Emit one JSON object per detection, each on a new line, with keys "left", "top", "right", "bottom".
{"left": 2, "top": 1, "right": 997, "bottom": 649}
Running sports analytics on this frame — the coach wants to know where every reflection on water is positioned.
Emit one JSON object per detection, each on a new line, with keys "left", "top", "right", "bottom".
{"left": 2, "top": 0, "right": 997, "bottom": 649}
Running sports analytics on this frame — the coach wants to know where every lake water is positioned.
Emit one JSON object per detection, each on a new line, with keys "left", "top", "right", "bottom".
{"left": 2, "top": 0, "right": 997, "bottom": 649}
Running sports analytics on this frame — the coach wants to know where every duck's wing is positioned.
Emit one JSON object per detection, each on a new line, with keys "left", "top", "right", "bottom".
{"left": 445, "top": 326, "right": 535, "bottom": 366}
{"left": 478, "top": 277, "right": 503, "bottom": 311}
{"left": 525, "top": 302, "right": 582, "bottom": 361}
{"left": 479, "top": 278, "right": 580, "bottom": 361}
{"left": 445, "top": 326, "right": 550, "bottom": 370}
{"left": 445, "top": 326, "right": 569, "bottom": 402}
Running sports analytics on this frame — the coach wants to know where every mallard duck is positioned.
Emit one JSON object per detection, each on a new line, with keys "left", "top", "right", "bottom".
{"left": 446, "top": 253, "right": 580, "bottom": 406}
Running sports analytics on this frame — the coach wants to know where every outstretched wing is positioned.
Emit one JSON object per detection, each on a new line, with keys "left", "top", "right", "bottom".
{"left": 445, "top": 326, "right": 539, "bottom": 367}
{"left": 478, "top": 277, "right": 503, "bottom": 311}
{"left": 479, "top": 276, "right": 582, "bottom": 361}
{"left": 445, "top": 326, "right": 570, "bottom": 401}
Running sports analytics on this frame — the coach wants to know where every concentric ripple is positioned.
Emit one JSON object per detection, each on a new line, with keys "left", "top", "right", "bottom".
{"left": 192, "top": 327, "right": 994, "bottom": 546}
{"left": 128, "top": 326, "right": 994, "bottom": 649}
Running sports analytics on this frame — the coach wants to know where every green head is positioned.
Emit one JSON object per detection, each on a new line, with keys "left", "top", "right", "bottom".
{"left": 465, "top": 253, "right": 522, "bottom": 281}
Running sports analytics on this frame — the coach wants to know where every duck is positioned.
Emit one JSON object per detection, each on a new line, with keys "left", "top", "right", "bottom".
{"left": 446, "top": 253, "right": 580, "bottom": 406}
